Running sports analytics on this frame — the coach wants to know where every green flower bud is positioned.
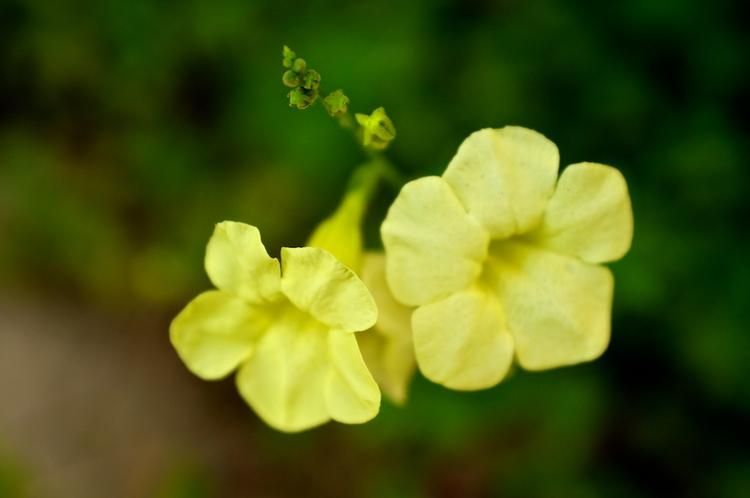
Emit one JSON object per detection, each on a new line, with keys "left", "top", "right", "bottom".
{"left": 323, "top": 89, "right": 350, "bottom": 117}
{"left": 355, "top": 107, "right": 396, "bottom": 150}
{"left": 292, "top": 58, "right": 307, "bottom": 73}
{"left": 302, "top": 69, "right": 321, "bottom": 90}
{"left": 282, "top": 45, "right": 296, "bottom": 68}
{"left": 282, "top": 70, "right": 301, "bottom": 88}
{"left": 288, "top": 87, "right": 318, "bottom": 110}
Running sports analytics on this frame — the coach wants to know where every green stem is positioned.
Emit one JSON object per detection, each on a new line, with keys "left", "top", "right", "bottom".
{"left": 315, "top": 87, "right": 405, "bottom": 190}
{"left": 367, "top": 155, "right": 406, "bottom": 191}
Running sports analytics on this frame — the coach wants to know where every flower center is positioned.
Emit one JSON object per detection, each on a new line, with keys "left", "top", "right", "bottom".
{"left": 264, "top": 296, "right": 329, "bottom": 336}
{"left": 479, "top": 236, "right": 535, "bottom": 292}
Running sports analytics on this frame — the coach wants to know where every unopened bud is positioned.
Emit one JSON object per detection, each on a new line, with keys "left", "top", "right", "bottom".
{"left": 292, "top": 58, "right": 307, "bottom": 73}
{"left": 282, "top": 45, "right": 296, "bottom": 68}
{"left": 288, "top": 87, "right": 318, "bottom": 110}
{"left": 302, "top": 69, "right": 321, "bottom": 90}
{"left": 282, "top": 70, "right": 301, "bottom": 88}
{"left": 323, "top": 90, "right": 350, "bottom": 117}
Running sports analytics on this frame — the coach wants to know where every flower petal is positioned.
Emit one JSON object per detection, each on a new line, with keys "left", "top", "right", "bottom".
{"left": 490, "top": 241, "right": 613, "bottom": 370}
{"left": 361, "top": 252, "right": 412, "bottom": 339}
{"left": 528, "top": 162, "right": 634, "bottom": 263}
{"left": 280, "top": 247, "right": 377, "bottom": 331}
{"left": 170, "top": 290, "right": 268, "bottom": 380}
{"left": 326, "top": 330, "right": 381, "bottom": 423}
{"left": 357, "top": 330, "right": 415, "bottom": 405}
{"left": 381, "top": 176, "right": 489, "bottom": 306}
{"left": 235, "top": 309, "right": 330, "bottom": 432}
{"left": 443, "top": 126, "right": 560, "bottom": 237}
{"left": 205, "top": 221, "right": 281, "bottom": 303}
{"left": 358, "top": 252, "right": 416, "bottom": 404}
{"left": 412, "top": 287, "right": 514, "bottom": 390}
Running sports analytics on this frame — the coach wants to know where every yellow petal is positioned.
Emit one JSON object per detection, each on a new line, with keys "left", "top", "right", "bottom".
{"left": 490, "top": 241, "right": 613, "bottom": 370}
{"left": 528, "top": 162, "right": 634, "bottom": 263}
{"left": 170, "top": 290, "right": 268, "bottom": 380}
{"left": 235, "top": 308, "right": 330, "bottom": 432}
{"left": 204, "top": 222, "right": 281, "bottom": 303}
{"left": 280, "top": 247, "right": 377, "bottom": 331}
{"left": 306, "top": 192, "right": 365, "bottom": 271}
{"left": 361, "top": 252, "right": 412, "bottom": 338}
{"left": 357, "top": 330, "right": 415, "bottom": 405}
{"left": 443, "top": 126, "right": 560, "bottom": 237}
{"left": 358, "top": 252, "right": 416, "bottom": 403}
{"left": 326, "top": 330, "right": 381, "bottom": 423}
{"left": 381, "top": 176, "right": 489, "bottom": 306}
{"left": 411, "top": 287, "right": 514, "bottom": 390}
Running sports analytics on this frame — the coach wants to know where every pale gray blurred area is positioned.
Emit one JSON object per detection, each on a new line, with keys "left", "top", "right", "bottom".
{"left": 0, "top": 292, "right": 258, "bottom": 498}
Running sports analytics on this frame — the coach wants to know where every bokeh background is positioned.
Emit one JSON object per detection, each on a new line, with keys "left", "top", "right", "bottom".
{"left": 1, "top": 0, "right": 749, "bottom": 497}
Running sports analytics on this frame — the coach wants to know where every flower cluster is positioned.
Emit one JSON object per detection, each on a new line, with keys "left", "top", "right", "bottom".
{"left": 282, "top": 46, "right": 322, "bottom": 110}
{"left": 280, "top": 46, "right": 394, "bottom": 152}
{"left": 170, "top": 124, "right": 632, "bottom": 431}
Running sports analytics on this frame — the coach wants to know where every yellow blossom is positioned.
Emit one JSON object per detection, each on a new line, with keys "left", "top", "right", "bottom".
{"left": 307, "top": 163, "right": 416, "bottom": 403}
{"left": 170, "top": 221, "right": 381, "bottom": 432}
{"left": 381, "top": 126, "right": 633, "bottom": 391}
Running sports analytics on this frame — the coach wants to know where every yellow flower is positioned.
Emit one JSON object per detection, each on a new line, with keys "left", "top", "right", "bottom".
{"left": 381, "top": 126, "right": 633, "bottom": 391}
{"left": 307, "top": 164, "right": 416, "bottom": 403}
{"left": 170, "top": 221, "right": 381, "bottom": 432}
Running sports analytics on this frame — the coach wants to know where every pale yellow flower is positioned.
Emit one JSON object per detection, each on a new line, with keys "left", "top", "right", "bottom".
{"left": 381, "top": 126, "right": 633, "bottom": 391}
{"left": 170, "top": 221, "right": 380, "bottom": 432}
{"left": 307, "top": 164, "right": 416, "bottom": 403}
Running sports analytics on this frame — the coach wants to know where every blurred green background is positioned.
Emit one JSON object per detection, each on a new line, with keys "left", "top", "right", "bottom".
{"left": 1, "top": 0, "right": 748, "bottom": 497}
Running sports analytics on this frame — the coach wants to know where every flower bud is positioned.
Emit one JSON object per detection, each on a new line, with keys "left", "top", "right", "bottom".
{"left": 292, "top": 58, "right": 307, "bottom": 73}
{"left": 282, "top": 45, "right": 296, "bottom": 68}
{"left": 302, "top": 69, "right": 321, "bottom": 90}
{"left": 288, "top": 87, "right": 318, "bottom": 110}
{"left": 323, "top": 89, "right": 350, "bottom": 117}
{"left": 282, "top": 70, "right": 301, "bottom": 88}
